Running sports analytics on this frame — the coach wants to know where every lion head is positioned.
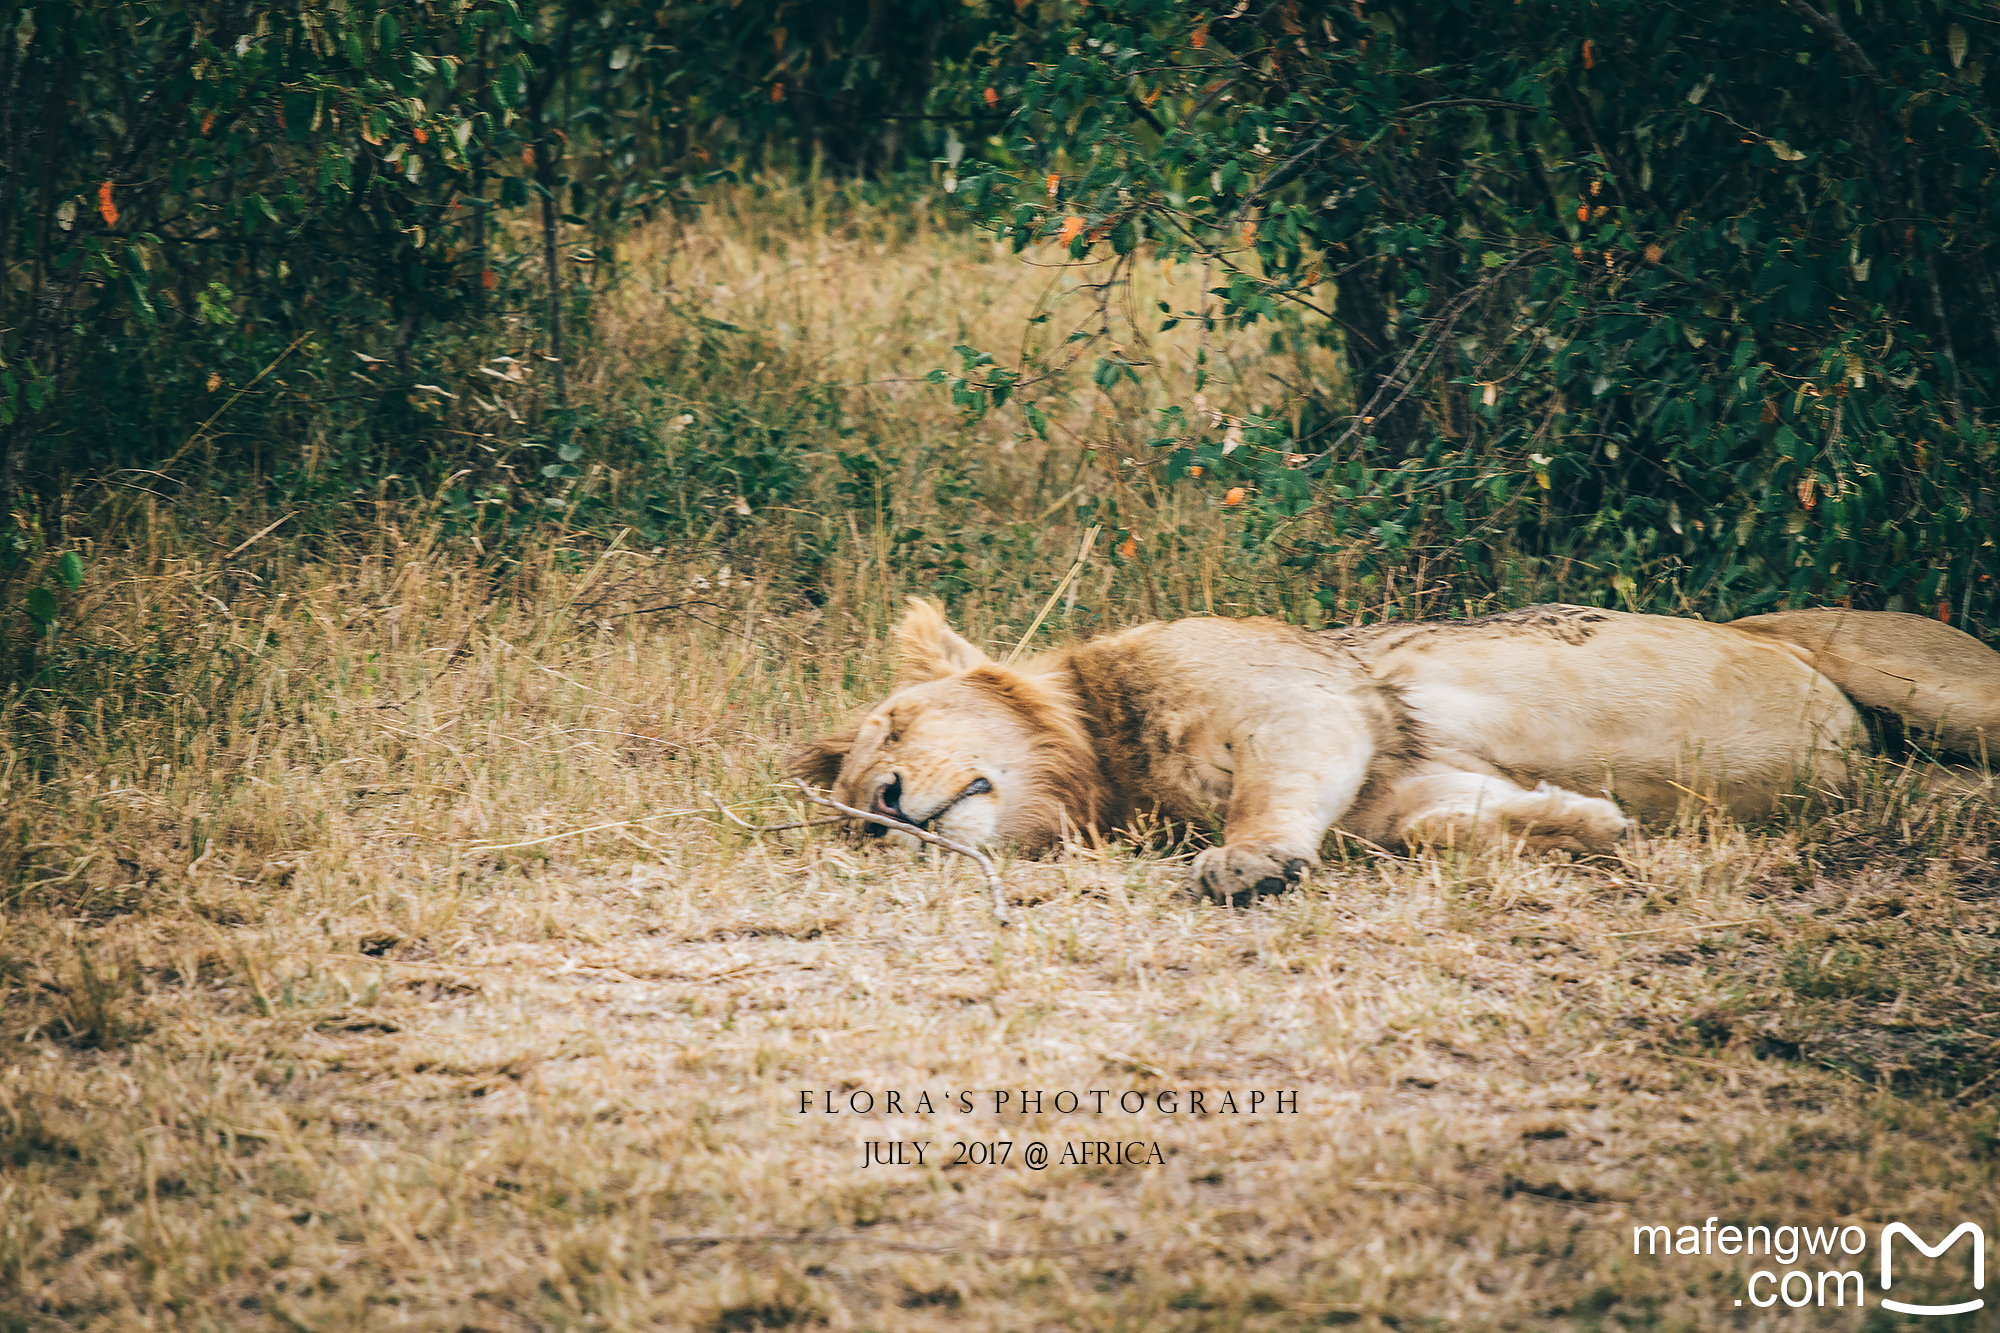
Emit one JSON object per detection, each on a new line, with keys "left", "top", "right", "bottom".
{"left": 793, "top": 601, "right": 1103, "bottom": 853}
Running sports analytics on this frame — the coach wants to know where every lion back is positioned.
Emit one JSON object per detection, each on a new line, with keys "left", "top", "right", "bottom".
{"left": 1729, "top": 609, "right": 2000, "bottom": 758}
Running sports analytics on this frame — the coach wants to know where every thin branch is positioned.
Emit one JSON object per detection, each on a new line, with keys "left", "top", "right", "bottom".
{"left": 1124, "top": 94, "right": 1168, "bottom": 137}
{"left": 1777, "top": 0, "right": 1884, "bottom": 85}
{"left": 1006, "top": 525, "right": 1100, "bottom": 665}
{"left": 156, "top": 332, "right": 312, "bottom": 473}
{"left": 706, "top": 791, "right": 848, "bottom": 833}
{"left": 1242, "top": 134, "right": 1333, "bottom": 207}
{"left": 1309, "top": 248, "right": 1551, "bottom": 465}
{"left": 574, "top": 595, "right": 728, "bottom": 618}
{"left": 467, "top": 810, "right": 706, "bottom": 853}
{"left": 1394, "top": 97, "right": 1540, "bottom": 117}
{"left": 793, "top": 781, "right": 1010, "bottom": 927}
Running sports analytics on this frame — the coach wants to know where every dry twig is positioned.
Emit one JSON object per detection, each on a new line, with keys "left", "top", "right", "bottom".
{"left": 792, "top": 780, "right": 1011, "bottom": 927}
{"left": 467, "top": 810, "right": 706, "bottom": 852}
{"left": 705, "top": 791, "right": 848, "bottom": 833}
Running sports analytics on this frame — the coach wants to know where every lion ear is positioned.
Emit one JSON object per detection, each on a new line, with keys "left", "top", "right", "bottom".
{"left": 789, "top": 729, "right": 855, "bottom": 789}
{"left": 897, "top": 598, "right": 991, "bottom": 682}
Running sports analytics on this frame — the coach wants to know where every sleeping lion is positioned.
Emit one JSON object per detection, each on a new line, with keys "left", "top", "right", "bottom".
{"left": 795, "top": 601, "right": 2000, "bottom": 903}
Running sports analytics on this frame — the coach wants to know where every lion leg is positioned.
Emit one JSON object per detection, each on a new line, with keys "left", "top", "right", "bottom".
{"left": 1729, "top": 609, "right": 2000, "bottom": 759}
{"left": 1369, "top": 768, "right": 1634, "bottom": 855}
{"left": 1187, "top": 718, "right": 1377, "bottom": 904}
{"left": 1187, "top": 763, "right": 1338, "bottom": 905}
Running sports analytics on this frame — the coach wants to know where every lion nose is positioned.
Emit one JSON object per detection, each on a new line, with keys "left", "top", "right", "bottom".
{"left": 874, "top": 774, "right": 908, "bottom": 822}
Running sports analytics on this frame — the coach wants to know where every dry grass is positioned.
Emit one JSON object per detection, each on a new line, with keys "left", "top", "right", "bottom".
{"left": 4, "top": 181, "right": 1999, "bottom": 1331}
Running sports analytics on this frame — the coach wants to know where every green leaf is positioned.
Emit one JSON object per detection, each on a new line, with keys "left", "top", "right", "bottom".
{"left": 57, "top": 552, "right": 84, "bottom": 589}
{"left": 284, "top": 92, "right": 316, "bottom": 142}
{"left": 26, "top": 586, "right": 57, "bottom": 624}
{"left": 123, "top": 270, "right": 156, "bottom": 326}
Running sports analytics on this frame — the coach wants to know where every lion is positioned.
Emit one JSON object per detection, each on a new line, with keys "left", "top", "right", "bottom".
{"left": 794, "top": 600, "right": 2000, "bottom": 902}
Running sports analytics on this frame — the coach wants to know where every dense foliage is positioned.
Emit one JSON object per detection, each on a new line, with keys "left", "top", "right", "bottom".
{"left": 5, "top": 0, "right": 2000, "bottom": 632}
{"left": 0, "top": 0, "right": 991, "bottom": 514}
{"left": 944, "top": 0, "right": 2000, "bottom": 626}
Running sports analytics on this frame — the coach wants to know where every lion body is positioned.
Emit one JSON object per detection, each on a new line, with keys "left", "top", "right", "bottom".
{"left": 797, "top": 603, "right": 2000, "bottom": 901}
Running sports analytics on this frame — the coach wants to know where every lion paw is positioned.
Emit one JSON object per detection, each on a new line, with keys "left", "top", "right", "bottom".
{"left": 1523, "top": 784, "right": 1635, "bottom": 853}
{"left": 1188, "top": 844, "right": 1315, "bottom": 905}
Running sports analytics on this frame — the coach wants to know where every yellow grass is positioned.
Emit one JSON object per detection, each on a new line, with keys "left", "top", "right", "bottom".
{"left": 3, "top": 179, "right": 1998, "bottom": 1331}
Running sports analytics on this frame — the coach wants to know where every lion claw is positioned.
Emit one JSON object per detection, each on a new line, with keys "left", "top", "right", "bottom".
{"left": 1189, "top": 846, "right": 1314, "bottom": 906}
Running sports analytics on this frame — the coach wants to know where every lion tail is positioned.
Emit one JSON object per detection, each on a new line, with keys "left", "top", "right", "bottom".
{"left": 1728, "top": 609, "right": 2000, "bottom": 760}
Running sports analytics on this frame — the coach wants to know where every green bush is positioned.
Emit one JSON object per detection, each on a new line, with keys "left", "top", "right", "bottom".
{"left": 941, "top": 0, "right": 2000, "bottom": 627}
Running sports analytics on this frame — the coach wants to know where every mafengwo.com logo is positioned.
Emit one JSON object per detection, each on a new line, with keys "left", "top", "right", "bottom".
{"left": 1631, "top": 1218, "right": 1984, "bottom": 1314}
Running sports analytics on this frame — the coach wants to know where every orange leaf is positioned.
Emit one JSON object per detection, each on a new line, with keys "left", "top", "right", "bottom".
{"left": 1576, "top": 204, "right": 1589, "bottom": 222}
{"left": 1796, "top": 473, "right": 1817, "bottom": 510}
{"left": 200, "top": 111, "right": 215, "bottom": 136}
{"left": 771, "top": 81, "right": 785, "bottom": 102}
{"left": 1643, "top": 242, "right": 1664, "bottom": 263}
{"left": 413, "top": 126, "right": 428, "bottom": 144}
{"left": 1760, "top": 400, "right": 1778, "bottom": 424}
{"left": 522, "top": 148, "right": 535, "bottom": 169}
{"left": 1241, "top": 219, "right": 1257, "bottom": 245}
{"left": 1938, "top": 601, "right": 1953, "bottom": 624}
{"left": 1046, "top": 173, "right": 1061, "bottom": 196}
{"left": 1191, "top": 23, "right": 1208, "bottom": 47}
{"left": 983, "top": 86, "right": 999, "bottom": 107}
{"left": 1582, "top": 38, "right": 1594, "bottom": 68}
{"left": 97, "top": 181, "right": 118, "bottom": 227}
{"left": 1056, "top": 215, "right": 1084, "bottom": 245}
{"left": 1224, "top": 487, "right": 1246, "bottom": 507}
{"left": 481, "top": 268, "right": 497, "bottom": 291}
{"left": 1118, "top": 535, "right": 1137, "bottom": 559}
{"left": 1188, "top": 465, "right": 1203, "bottom": 478}
{"left": 1144, "top": 85, "right": 1162, "bottom": 107}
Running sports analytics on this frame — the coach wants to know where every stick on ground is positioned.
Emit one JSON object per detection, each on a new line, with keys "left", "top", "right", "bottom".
{"left": 792, "top": 781, "right": 1011, "bottom": 927}
{"left": 705, "top": 791, "right": 849, "bottom": 834}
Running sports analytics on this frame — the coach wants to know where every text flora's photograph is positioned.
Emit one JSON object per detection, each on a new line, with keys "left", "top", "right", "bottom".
{"left": 3, "top": 0, "right": 1999, "bottom": 1327}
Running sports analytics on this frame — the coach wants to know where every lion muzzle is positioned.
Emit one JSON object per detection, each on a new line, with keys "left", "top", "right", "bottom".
{"left": 867, "top": 774, "right": 993, "bottom": 835}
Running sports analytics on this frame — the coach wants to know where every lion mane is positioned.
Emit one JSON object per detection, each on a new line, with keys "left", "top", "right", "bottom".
{"left": 793, "top": 601, "right": 1106, "bottom": 849}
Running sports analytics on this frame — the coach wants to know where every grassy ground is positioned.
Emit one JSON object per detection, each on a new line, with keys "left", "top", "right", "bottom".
{"left": 3, "top": 181, "right": 1999, "bottom": 1331}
